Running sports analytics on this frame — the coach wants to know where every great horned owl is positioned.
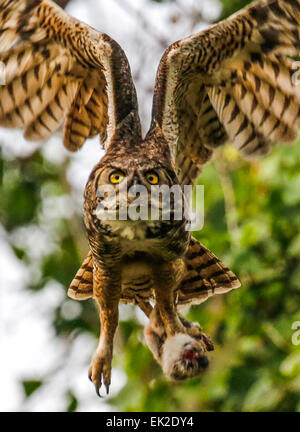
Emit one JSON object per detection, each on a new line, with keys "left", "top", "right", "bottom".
{"left": 1, "top": 0, "right": 300, "bottom": 396}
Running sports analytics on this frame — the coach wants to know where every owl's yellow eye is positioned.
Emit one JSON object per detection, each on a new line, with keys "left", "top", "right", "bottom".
{"left": 109, "top": 171, "right": 125, "bottom": 184}
{"left": 146, "top": 172, "right": 159, "bottom": 185}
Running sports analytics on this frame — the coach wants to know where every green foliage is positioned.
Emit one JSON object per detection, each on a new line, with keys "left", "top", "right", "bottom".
{"left": 22, "top": 380, "right": 43, "bottom": 398}
{"left": 219, "top": 0, "right": 251, "bottom": 19}
{"left": 67, "top": 392, "right": 79, "bottom": 412}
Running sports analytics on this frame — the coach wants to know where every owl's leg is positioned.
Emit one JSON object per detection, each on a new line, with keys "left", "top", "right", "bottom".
{"left": 136, "top": 299, "right": 153, "bottom": 317}
{"left": 144, "top": 305, "right": 165, "bottom": 363}
{"left": 150, "top": 260, "right": 214, "bottom": 380}
{"left": 153, "top": 259, "right": 186, "bottom": 337}
{"left": 144, "top": 309, "right": 213, "bottom": 357}
{"left": 88, "top": 264, "right": 121, "bottom": 397}
{"left": 137, "top": 298, "right": 211, "bottom": 347}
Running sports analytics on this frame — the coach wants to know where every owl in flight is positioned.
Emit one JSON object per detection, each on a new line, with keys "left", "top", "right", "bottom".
{"left": 1, "top": 0, "right": 300, "bottom": 396}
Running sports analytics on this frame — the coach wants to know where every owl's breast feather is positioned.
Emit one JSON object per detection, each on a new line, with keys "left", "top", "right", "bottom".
{"left": 99, "top": 219, "right": 157, "bottom": 241}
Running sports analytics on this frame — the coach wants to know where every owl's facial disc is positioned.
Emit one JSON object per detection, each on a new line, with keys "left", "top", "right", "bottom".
{"left": 96, "top": 164, "right": 173, "bottom": 189}
{"left": 94, "top": 164, "right": 182, "bottom": 224}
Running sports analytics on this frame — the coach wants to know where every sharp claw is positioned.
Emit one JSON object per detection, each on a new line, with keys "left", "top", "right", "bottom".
{"left": 202, "top": 333, "right": 214, "bottom": 351}
{"left": 95, "top": 384, "right": 102, "bottom": 398}
{"left": 88, "top": 352, "right": 112, "bottom": 398}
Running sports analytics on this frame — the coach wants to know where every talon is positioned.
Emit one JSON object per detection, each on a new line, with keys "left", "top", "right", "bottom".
{"left": 95, "top": 384, "right": 102, "bottom": 398}
{"left": 201, "top": 333, "right": 214, "bottom": 351}
{"left": 104, "top": 373, "right": 111, "bottom": 395}
{"left": 88, "top": 350, "right": 112, "bottom": 397}
{"left": 104, "top": 374, "right": 111, "bottom": 395}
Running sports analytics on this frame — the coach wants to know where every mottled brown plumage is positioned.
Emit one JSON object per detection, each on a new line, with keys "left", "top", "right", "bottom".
{"left": 150, "top": 0, "right": 300, "bottom": 185}
{"left": 1, "top": 0, "right": 300, "bottom": 395}
{"left": 69, "top": 237, "right": 239, "bottom": 307}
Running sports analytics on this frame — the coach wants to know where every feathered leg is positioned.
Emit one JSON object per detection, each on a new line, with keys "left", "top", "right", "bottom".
{"left": 153, "top": 259, "right": 186, "bottom": 337}
{"left": 88, "top": 262, "right": 121, "bottom": 397}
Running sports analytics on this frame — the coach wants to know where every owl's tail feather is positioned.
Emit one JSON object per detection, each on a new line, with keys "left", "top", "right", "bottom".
{"left": 67, "top": 237, "right": 240, "bottom": 305}
{"left": 68, "top": 252, "right": 94, "bottom": 300}
{"left": 176, "top": 237, "right": 241, "bottom": 307}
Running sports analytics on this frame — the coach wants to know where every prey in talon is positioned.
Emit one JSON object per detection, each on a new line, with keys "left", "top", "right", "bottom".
{"left": 144, "top": 308, "right": 214, "bottom": 380}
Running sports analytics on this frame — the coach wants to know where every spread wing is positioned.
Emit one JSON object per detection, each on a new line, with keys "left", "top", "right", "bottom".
{"left": 0, "top": 0, "right": 141, "bottom": 151}
{"left": 149, "top": 0, "right": 300, "bottom": 185}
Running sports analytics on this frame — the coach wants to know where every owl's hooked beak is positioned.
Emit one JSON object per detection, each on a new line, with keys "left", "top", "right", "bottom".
{"left": 127, "top": 175, "right": 145, "bottom": 204}
{"left": 128, "top": 175, "right": 140, "bottom": 189}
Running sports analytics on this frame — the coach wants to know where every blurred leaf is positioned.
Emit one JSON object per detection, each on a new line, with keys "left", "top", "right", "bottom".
{"left": 66, "top": 392, "right": 78, "bottom": 412}
{"left": 243, "top": 375, "right": 283, "bottom": 412}
{"left": 22, "top": 380, "right": 43, "bottom": 398}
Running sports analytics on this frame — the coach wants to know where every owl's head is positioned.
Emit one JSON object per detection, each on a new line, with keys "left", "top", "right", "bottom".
{"left": 86, "top": 140, "right": 183, "bottom": 225}
{"left": 161, "top": 334, "right": 209, "bottom": 381}
{"left": 89, "top": 134, "right": 176, "bottom": 188}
